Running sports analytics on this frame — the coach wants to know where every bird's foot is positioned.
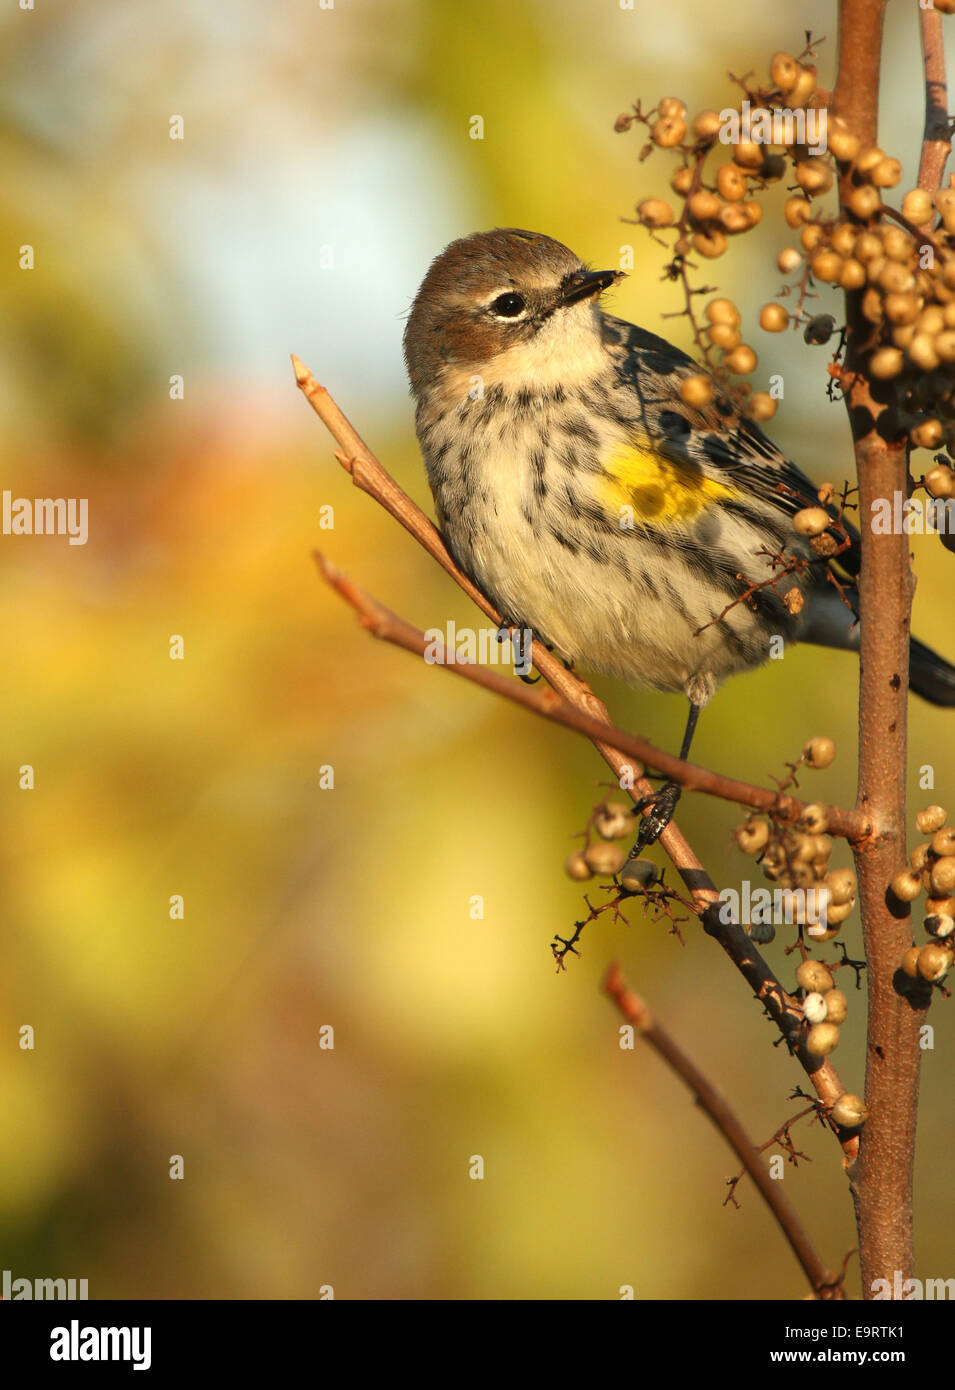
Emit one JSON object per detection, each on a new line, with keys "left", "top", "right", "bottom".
{"left": 629, "top": 781, "right": 682, "bottom": 853}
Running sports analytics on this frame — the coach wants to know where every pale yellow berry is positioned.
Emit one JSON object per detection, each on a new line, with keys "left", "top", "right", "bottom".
{"left": 693, "top": 229, "right": 727, "bottom": 258}
{"left": 827, "top": 120, "right": 860, "bottom": 164}
{"left": 902, "top": 189, "right": 934, "bottom": 224}
{"left": 827, "top": 868, "right": 856, "bottom": 905}
{"left": 565, "top": 851, "right": 593, "bottom": 881}
{"left": 733, "top": 141, "right": 764, "bottom": 170}
{"left": 811, "top": 250, "right": 843, "bottom": 283}
{"left": 839, "top": 258, "right": 866, "bottom": 290}
{"left": 796, "top": 161, "right": 834, "bottom": 194}
{"left": 804, "top": 736, "right": 836, "bottom": 769}
{"left": 679, "top": 374, "right": 715, "bottom": 408}
{"left": 706, "top": 322, "right": 740, "bottom": 350}
{"left": 870, "top": 347, "right": 904, "bottom": 379}
{"left": 693, "top": 109, "right": 723, "bottom": 141}
{"left": 759, "top": 303, "right": 789, "bottom": 332}
{"left": 934, "top": 332, "right": 955, "bottom": 364}
{"left": 823, "top": 900, "right": 854, "bottom": 926}
{"left": 830, "top": 1094, "right": 867, "bottom": 1128}
{"left": 848, "top": 185, "right": 882, "bottom": 219}
{"left": 705, "top": 297, "right": 741, "bottom": 326}
{"left": 671, "top": 167, "right": 694, "bottom": 196}
{"left": 793, "top": 507, "right": 830, "bottom": 537}
{"left": 908, "top": 335, "right": 940, "bottom": 371}
{"left": 748, "top": 392, "right": 778, "bottom": 421}
{"left": 891, "top": 869, "right": 923, "bottom": 902}
{"left": 806, "top": 1022, "right": 840, "bottom": 1056}
{"left": 930, "top": 856, "right": 955, "bottom": 896}
{"left": 925, "top": 465, "right": 955, "bottom": 498}
{"left": 902, "top": 946, "right": 922, "bottom": 978}
{"left": 796, "top": 960, "right": 834, "bottom": 993}
{"left": 637, "top": 198, "right": 675, "bottom": 228}
{"left": 784, "top": 196, "right": 812, "bottom": 228}
{"left": 736, "top": 818, "right": 770, "bottom": 854}
{"left": 723, "top": 344, "right": 756, "bottom": 374}
{"left": 872, "top": 157, "right": 902, "bottom": 188}
{"left": 855, "top": 231, "right": 884, "bottom": 262}
{"left": 788, "top": 67, "right": 817, "bottom": 108}
{"left": 688, "top": 190, "right": 722, "bottom": 222}
{"left": 884, "top": 292, "right": 919, "bottom": 325}
{"left": 824, "top": 989, "right": 848, "bottom": 1024}
{"left": 918, "top": 943, "right": 952, "bottom": 982}
{"left": 716, "top": 163, "right": 747, "bottom": 201}
{"left": 652, "top": 115, "right": 687, "bottom": 148}
{"left": 831, "top": 224, "right": 858, "bottom": 257}
{"left": 931, "top": 827, "right": 955, "bottom": 857}
{"left": 770, "top": 51, "right": 800, "bottom": 91}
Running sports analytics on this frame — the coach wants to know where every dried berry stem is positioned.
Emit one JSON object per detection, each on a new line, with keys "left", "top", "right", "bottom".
{"left": 604, "top": 964, "right": 843, "bottom": 1298}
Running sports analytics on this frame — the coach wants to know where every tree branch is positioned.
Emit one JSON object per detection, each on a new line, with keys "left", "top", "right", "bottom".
{"left": 314, "top": 551, "right": 867, "bottom": 840}
{"left": 918, "top": 4, "right": 951, "bottom": 197}
{"left": 833, "top": 0, "right": 937, "bottom": 1295}
{"left": 605, "top": 964, "right": 844, "bottom": 1298}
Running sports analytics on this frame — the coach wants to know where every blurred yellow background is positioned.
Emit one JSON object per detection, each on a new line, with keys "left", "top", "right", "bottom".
{"left": 1, "top": 0, "right": 952, "bottom": 1299}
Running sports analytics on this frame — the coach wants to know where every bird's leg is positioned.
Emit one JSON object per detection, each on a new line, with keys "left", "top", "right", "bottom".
{"left": 629, "top": 701, "right": 701, "bottom": 853}
{"left": 495, "top": 622, "right": 542, "bottom": 684}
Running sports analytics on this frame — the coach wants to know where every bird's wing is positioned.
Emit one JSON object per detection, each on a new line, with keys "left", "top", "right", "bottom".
{"left": 600, "top": 311, "right": 863, "bottom": 586}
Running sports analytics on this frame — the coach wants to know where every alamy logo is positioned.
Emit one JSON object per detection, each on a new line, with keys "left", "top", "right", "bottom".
{"left": 718, "top": 881, "right": 830, "bottom": 932}
{"left": 2, "top": 1268, "right": 88, "bottom": 1299}
{"left": 49, "top": 1320, "right": 151, "bottom": 1371}
{"left": 871, "top": 1272, "right": 954, "bottom": 1299}
{"left": 2, "top": 490, "right": 88, "bottom": 545}
{"left": 871, "top": 492, "right": 955, "bottom": 534}
{"left": 719, "top": 99, "right": 828, "bottom": 156}
{"left": 423, "top": 622, "right": 533, "bottom": 677}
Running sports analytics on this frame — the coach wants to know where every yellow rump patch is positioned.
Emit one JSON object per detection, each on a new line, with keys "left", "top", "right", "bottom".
{"left": 598, "top": 442, "right": 736, "bottom": 524}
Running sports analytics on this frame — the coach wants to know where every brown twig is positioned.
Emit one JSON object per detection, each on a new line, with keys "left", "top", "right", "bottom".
{"left": 604, "top": 964, "right": 844, "bottom": 1298}
{"left": 918, "top": 4, "right": 951, "bottom": 198}
{"left": 294, "top": 356, "right": 861, "bottom": 1163}
{"left": 316, "top": 550, "right": 867, "bottom": 841}
{"left": 724, "top": 1103, "right": 821, "bottom": 1208}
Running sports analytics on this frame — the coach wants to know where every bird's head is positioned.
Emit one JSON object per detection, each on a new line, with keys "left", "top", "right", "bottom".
{"left": 403, "top": 229, "right": 624, "bottom": 397}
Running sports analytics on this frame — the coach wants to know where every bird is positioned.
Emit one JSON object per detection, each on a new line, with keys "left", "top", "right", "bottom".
{"left": 402, "top": 228, "right": 955, "bottom": 848}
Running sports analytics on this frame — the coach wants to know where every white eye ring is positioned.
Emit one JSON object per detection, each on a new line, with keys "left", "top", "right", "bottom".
{"left": 488, "top": 291, "right": 527, "bottom": 319}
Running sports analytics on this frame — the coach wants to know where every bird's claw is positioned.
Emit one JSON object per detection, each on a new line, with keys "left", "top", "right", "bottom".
{"left": 629, "top": 782, "right": 682, "bottom": 852}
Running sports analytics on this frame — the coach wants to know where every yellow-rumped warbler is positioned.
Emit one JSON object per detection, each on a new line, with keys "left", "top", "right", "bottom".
{"left": 403, "top": 229, "right": 955, "bottom": 842}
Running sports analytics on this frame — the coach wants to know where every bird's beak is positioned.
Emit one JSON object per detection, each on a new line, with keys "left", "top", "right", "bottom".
{"left": 560, "top": 268, "right": 625, "bottom": 306}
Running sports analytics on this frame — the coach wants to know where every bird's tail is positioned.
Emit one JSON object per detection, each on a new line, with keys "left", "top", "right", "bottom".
{"left": 909, "top": 636, "right": 955, "bottom": 707}
{"left": 802, "top": 590, "right": 955, "bottom": 706}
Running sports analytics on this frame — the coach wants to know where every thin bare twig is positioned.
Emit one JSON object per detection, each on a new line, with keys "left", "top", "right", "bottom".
{"left": 315, "top": 551, "right": 866, "bottom": 840}
{"left": 604, "top": 964, "right": 844, "bottom": 1298}
{"left": 918, "top": 5, "right": 951, "bottom": 198}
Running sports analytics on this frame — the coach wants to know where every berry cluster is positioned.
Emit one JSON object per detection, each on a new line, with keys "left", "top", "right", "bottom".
{"left": 565, "top": 798, "right": 637, "bottom": 882}
{"left": 893, "top": 804, "right": 955, "bottom": 987}
{"left": 616, "top": 34, "right": 955, "bottom": 492}
{"left": 794, "top": 958, "right": 855, "bottom": 1070}
{"left": 734, "top": 737, "right": 856, "bottom": 943}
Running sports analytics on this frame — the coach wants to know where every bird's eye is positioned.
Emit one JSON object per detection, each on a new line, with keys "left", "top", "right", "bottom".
{"left": 490, "top": 292, "right": 526, "bottom": 318}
